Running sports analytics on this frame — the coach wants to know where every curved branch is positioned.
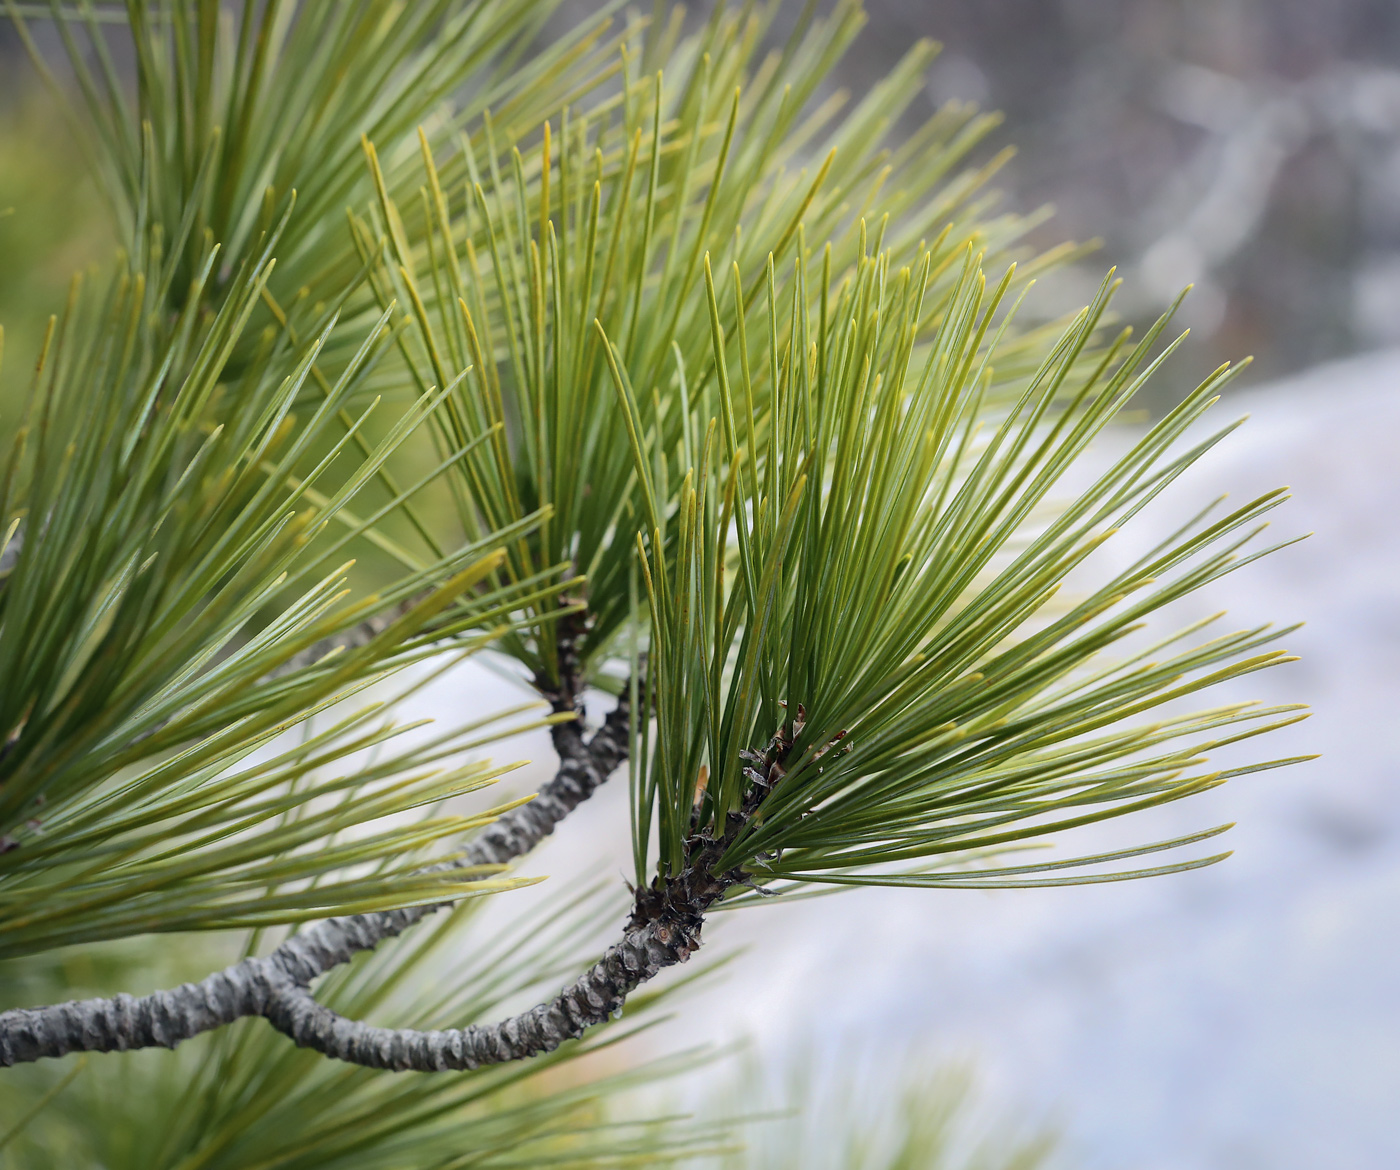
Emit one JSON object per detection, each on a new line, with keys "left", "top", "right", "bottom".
{"left": 255, "top": 723, "right": 789, "bottom": 1072}
{"left": 263, "top": 912, "right": 698, "bottom": 1070}
{"left": 0, "top": 687, "right": 632, "bottom": 1067}
{"left": 259, "top": 843, "right": 744, "bottom": 1069}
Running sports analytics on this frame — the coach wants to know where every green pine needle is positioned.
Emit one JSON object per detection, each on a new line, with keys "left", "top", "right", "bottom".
{"left": 0, "top": 248, "right": 567, "bottom": 955}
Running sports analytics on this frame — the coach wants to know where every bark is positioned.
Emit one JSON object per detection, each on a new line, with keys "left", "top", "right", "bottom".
{"left": 260, "top": 799, "right": 750, "bottom": 1071}
{"left": 253, "top": 718, "right": 793, "bottom": 1072}
{"left": 0, "top": 683, "right": 632, "bottom": 1067}
{"left": 262, "top": 913, "right": 700, "bottom": 1070}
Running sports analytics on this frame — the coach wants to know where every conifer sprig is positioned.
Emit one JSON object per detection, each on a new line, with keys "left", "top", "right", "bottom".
{"left": 361, "top": 1, "right": 1080, "bottom": 691}
{"left": 0, "top": 6, "right": 1308, "bottom": 1168}
{"left": 173, "top": 247, "right": 1306, "bottom": 1077}
{"left": 0, "top": 242, "right": 569, "bottom": 956}
{"left": 622, "top": 248, "right": 1308, "bottom": 893}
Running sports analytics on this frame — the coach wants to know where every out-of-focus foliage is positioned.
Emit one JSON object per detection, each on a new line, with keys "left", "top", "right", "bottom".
{"left": 3, "top": 0, "right": 622, "bottom": 328}
{"left": 708, "top": 1056, "right": 1057, "bottom": 1170}
{"left": 0, "top": 99, "right": 112, "bottom": 399}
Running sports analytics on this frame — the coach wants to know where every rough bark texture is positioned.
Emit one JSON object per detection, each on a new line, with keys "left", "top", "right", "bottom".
{"left": 262, "top": 912, "right": 704, "bottom": 1070}
{"left": 0, "top": 682, "right": 632, "bottom": 1067}
{"left": 252, "top": 714, "right": 796, "bottom": 1072}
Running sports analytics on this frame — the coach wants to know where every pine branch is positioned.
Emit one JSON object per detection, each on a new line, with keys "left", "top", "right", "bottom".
{"left": 258, "top": 721, "right": 781, "bottom": 1071}
{"left": 0, "top": 684, "right": 632, "bottom": 1067}
{"left": 262, "top": 909, "right": 693, "bottom": 1071}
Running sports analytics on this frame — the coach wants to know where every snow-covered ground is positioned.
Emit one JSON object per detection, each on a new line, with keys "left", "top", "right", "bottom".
{"left": 418, "top": 347, "right": 1400, "bottom": 1169}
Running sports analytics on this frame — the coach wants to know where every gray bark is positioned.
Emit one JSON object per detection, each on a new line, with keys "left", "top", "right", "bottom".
{"left": 0, "top": 687, "right": 632, "bottom": 1067}
{"left": 1, "top": 687, "right": 799, "bottom": 1075}
{"left": 262, "top": 913, "right": 700, "bottom": 1070}
{"left": 250, "top": 723, "right": 788, "bottom": 1072}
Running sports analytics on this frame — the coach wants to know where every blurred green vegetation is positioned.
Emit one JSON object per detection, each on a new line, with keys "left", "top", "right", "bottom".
{"left": 0, "top": 94, "right": 114, "bottom": 395}
{"left": 0, "top": 85, "right": 458, "bottom": 595}
{"left": 0, "top": 95, "right": 469, "bottom": 611}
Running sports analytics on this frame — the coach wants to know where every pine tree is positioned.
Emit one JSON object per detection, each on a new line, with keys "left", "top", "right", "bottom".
{"left": 0, "top": 2, "right": 1307, "bottom": 1164}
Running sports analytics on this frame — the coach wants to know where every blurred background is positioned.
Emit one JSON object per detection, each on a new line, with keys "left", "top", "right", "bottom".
{"left": 798, "top": 0, "right": 1400, "bottom": 398}
{"left": 2, "top": 2, "right": 1398, "bottom": 1168}
{"left": 10, "top": 0, "right": 1400, "bottom": 395}
{"left": 592, "top": 0, "right": 1400, "bottom": 403}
